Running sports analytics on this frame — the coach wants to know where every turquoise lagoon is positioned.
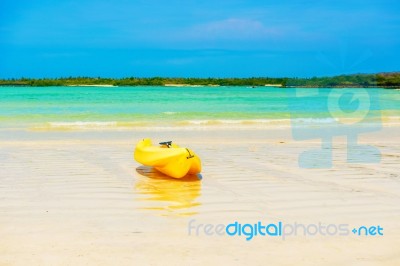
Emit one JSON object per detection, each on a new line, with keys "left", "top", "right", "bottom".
{"left": 0, "top": 86, "right": 399, "bottom": 130}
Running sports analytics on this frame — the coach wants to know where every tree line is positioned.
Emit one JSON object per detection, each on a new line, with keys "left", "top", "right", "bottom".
{"left": 0, "top": 72, "right": 399, "bottom": 87}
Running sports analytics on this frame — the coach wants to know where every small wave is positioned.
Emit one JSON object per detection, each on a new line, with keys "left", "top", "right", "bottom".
{"left": 27, "top": 118, "right": 388, "bottom": 131}
{"left": 28, "top": 119, "right": 294, "bottom": 131}
{"left": 30, "top": 117, "right": 383, "bottom": 131}
{"left": 162, "top": 112, "right": 178, "bottom": 115}
{"left": 290, "top": 117, "right": 387, "bottom": 128}
{"left": 50, "top": 121, "right": 118, "bottom": 127}
{"left": 292, "top": 118, "right": 337, "bottom": 124}
{"left": 175, "top": 119, "right": 291, "bottom": 126}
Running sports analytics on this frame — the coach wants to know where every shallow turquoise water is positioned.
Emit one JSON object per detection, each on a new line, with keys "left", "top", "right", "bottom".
{"left": 0, "top": 86, "right": 399, "bottom": 128}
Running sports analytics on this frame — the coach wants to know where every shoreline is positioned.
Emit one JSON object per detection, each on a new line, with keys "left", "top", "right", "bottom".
{"left": 164, "top": 83, "right": 220, "bottom": 87}
{"left": 67, "top": 84, "right": 117, "bottom": 87}
{"left": 0, "top": 115, "right": 397, "bottom": 132}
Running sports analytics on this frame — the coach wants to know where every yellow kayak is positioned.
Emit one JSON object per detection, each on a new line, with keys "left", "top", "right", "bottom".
{"left": 134, "top": 138, "right": 201, "bottom": 179}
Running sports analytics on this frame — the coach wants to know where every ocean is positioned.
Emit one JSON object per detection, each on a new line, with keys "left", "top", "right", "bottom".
{"left": 0, "top": 86, "right": 399, "bottom": 130}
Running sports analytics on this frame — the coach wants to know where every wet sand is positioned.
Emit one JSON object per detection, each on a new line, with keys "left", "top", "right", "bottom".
{"left": 0, "top": 126, "right": 399, "bottom": 265}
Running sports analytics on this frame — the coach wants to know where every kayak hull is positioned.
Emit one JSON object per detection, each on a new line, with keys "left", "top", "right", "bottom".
{"left": 134, "top": 139, "right": 201, "bottom": 178}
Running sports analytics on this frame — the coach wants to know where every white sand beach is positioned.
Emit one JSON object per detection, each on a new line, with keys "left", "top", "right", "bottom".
{"left": 67, "top": 85, "right": 117, "bottom": 87}
{"left": 0, "top": 125, "right": 399, "bottom": 265}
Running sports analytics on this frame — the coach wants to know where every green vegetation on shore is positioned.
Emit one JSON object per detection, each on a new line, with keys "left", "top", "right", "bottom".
{"left": 0, "top": 72, "right": 399, "bottom": 87}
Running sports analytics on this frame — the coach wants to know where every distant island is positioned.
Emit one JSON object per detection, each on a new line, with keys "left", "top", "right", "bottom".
{"left": 0, "top": 72, "right": 399, "bottom": 88}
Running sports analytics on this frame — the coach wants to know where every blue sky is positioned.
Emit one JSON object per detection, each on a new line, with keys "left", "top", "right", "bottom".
{"left": 1, "top": 0, "right": 399, "bottom": 78}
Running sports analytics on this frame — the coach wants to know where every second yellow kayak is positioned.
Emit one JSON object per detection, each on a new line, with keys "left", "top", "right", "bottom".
{"left": 134, "top": 138, "right": 201, "bottom": 179}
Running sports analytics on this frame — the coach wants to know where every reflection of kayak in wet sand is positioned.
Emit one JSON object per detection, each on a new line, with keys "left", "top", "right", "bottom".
{"left": 135, "top": 166, "right": 202, "bottom": 216}
{"left": 134, "top": 138, "right": 202, "bottom": 179}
